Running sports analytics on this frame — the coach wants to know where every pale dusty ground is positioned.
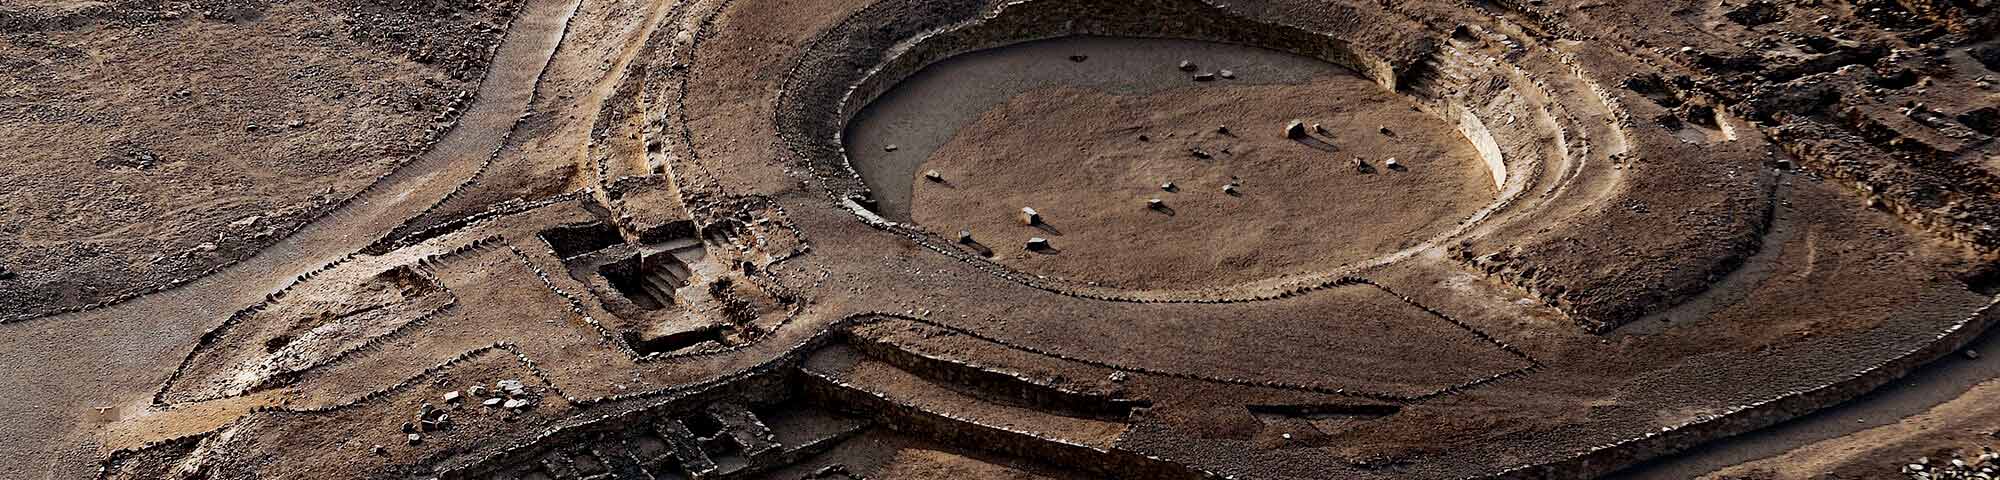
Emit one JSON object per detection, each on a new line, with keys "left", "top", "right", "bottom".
{"left": 912, "top": 75, "right": 1491, "bottom": 291}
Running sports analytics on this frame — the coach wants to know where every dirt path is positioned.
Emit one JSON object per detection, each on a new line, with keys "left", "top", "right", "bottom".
{"left": 1621, "top": 327, "right": 2000, "bottom": 478}
{"left": 0, "top": 0, "right": 583, "bottom": 476}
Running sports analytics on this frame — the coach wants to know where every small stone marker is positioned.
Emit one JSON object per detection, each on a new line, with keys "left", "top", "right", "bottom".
{"left": 407, "top": 433, "right": 423, "bottom": 445}
{"left": 1313, "top": 123, "right": 1329, "bottom": 135}
{"left": 924, "top": 170, "right": 944, "bottom": 182}
{"left": 1179, "top": 60, "right": 1197, "bottom": 72}
{"left": 1284, "top": 120, "right": 1307, "bottom": 139}
{"left": 1219, "top": 69, "right": 1235, "bottom": 79}
{"left": 1147, "top": 198, "right": 1165, "bottom": 210}
{"left": 372, "top": 445, "right": 387, "bottom": 455}
{"left": 1217, "top": 125, "right": 1230, "bottom": 134}
{"left": 1026, "top": 237, "right": 1052, "bottom": 251}
{"left": 884, "top": 144, "right": 899, "bottom": 152}
{"left": 443, "top": 391, "right": 462, "bottom": 403}
{"left": 1385, "top": 158, "right": 1402, "bottom": 170}
{"left": 1020, "top": 207, "right": 1041, "bottom": 225}
{"left": 957, "top": 230, "right": 975, "bottom": 244}
{"left": 1193, "top": 72, "right": 1217, "bottom": 82}
{"left": 1223, "top": 183, "right": 1241, "bottom": 195}
{"left": 1379, "top": 126, "right": 1394, "bottom": 136}
{"left": 1161, "top": 181, "right": 1177, "bottom": 192}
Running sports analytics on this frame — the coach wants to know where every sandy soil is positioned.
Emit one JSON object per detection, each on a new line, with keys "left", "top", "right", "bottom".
{"left": 909, "top": 76, "right": 1490, "bottom": 290}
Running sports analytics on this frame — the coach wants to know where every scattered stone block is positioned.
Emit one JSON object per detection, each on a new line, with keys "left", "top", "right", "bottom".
{"left": 1025, "top": 237, "right": 1052, "bottom": 251}
{"left": 1284, "top": 120, "right": 1307, "bottom": 139}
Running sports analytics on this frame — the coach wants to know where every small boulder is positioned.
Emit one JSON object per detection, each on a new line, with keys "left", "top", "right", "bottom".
{"left": 1178, "top": 60, "right": 1197, "bottom": 72}
{"left": 1020, "top": 207, "right": 1041, "bottom": 225}
{"left": 1025, "top": 237, "right": 1052, "bottom": 251}
{"left": 1284, "top": 120, "right": 1307, "bottom": 139}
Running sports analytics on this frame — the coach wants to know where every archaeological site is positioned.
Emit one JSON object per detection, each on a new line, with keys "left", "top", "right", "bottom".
{"left": 3, "top": 0, "right": 2000, "bottom": 478}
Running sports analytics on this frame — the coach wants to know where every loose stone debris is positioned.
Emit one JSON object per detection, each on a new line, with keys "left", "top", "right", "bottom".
{"left": 1901, "top": 450, "right": 2000, "bottom": 479}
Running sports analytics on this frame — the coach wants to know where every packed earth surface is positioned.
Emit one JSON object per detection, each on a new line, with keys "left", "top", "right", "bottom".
{"left": 2, "top": 0, "right": 1999, "bottom": 479}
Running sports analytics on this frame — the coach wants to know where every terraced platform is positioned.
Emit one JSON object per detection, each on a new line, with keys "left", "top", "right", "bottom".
{"left": 5, "top": 0, "right": 2000, "bottom": 478}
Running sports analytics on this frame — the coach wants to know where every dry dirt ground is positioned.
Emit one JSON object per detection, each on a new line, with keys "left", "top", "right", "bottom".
{"left": 3, "top": 0, "right": 2000, "bottom": 479}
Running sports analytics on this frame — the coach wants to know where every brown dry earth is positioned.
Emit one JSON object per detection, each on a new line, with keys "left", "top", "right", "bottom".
{"left": 914, "top": 76, "right": 1491, "bottom": 291}
{"left": 7, "top": 0, "right": 2000, "bottom": 479}
{"left": 0, "top": 0, "right": 515, "bottom": 320}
